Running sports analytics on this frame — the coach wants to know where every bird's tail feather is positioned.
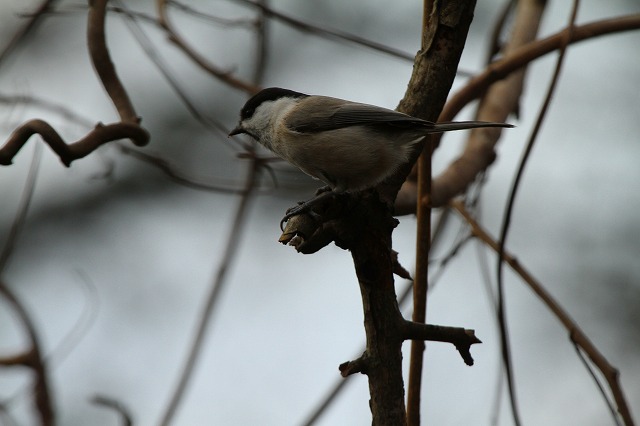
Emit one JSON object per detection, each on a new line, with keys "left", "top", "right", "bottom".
{"left": 431, "top": 120, "right": 514, "bottom": 133}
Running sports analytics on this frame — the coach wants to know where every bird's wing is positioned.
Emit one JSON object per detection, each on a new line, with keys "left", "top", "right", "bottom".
{"left": 285, "top": 96, "right": 435, "bottom": 133}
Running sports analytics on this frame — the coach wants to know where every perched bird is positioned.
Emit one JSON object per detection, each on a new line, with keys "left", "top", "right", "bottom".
{"left": 230, "top": 87, "right": 512, "bottom": 227}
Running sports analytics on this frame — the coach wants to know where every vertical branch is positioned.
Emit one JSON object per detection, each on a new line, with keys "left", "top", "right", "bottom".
{"left": 496, "top": 2, "right": 578, "bottom": 425}
{"left": 406, "top": 139, "right": 432, "bottom": 425}
{"left": 406, "top": 1, "right": 435, "bottom": 423}
{"left": 0, "top": 144, "right": 41, "bottom": 271}
{"left": 395, "top": 1, "right": 477, "bottom": 422}
{"left": 251, "top": 0, "right": 270, "bottom": 86}
{"left": 88, "top": 0, "right": 139, "bottom": 124}
{"left": 341, "top": 201, "right": 407, "bottom": 425}
{"left": 340, "top": 2, "right": 479, "bottom": 424}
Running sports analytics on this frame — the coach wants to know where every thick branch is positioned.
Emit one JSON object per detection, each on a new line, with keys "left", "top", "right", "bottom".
{"left": 346, "top": 2, "right": 479, "bottom": 424}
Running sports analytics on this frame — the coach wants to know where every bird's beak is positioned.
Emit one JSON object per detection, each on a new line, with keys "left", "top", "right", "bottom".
{"left": 228, "top": 125, "right": 245, "bottom": 137}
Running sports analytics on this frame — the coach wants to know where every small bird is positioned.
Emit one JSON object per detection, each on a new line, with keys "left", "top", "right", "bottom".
{"left": 230, "top": 87, "right": 512, "bottom": 227}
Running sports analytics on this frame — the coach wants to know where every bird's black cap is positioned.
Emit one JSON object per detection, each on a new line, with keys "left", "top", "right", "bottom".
{"left": 239, "top": 87, "right": 308, "bottom": 120}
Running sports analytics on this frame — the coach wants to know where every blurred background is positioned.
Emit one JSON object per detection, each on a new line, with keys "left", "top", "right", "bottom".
{"left": 0, "top": 0, "right": 639, "bottom": 425}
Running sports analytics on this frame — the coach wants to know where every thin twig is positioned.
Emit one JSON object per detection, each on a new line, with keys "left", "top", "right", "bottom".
{"left": 0, "top": 279, "right": 53, "bottom": 425}
{"left": 158, "top": 154, "right": 264, "bottom": 426}
{"left": 234, "top": 0, "right": 416, "bottom": 62}
{"left": 0, "top": 126, "right": 48, "bottom": 426}
{"left": 251, "top": 0, "right": 270, "bottom": 86}
{"left": 495, "top": 2, "right": 579, "bottom": 424}
{"left": 484, "top": 0, "right": 516, "bottom": 64}
{"left": 0, "top": 93, "right": 94, "bottom": 127}
{"left": 156, "top": 0, "right": 260, "bottom": 94}
{"left": 167, "top": 0, "right": 255, "bottom": 27}
{"left": 92, "top": 395, "right": 133, "bottom": 426}
{"left": 113, "top": 0, "right": 232, "bottom": 140}
{"left": 451, "top": 200, "right": 635, "bottom": 426}
{"left": 0, "top": 143, "right": 41, "bottom": 271}
{"left": 573, "top": 344, "right": 623, "bottom": 426}
{"left": 0, "top": 0, "right": 59, "bottom": 68}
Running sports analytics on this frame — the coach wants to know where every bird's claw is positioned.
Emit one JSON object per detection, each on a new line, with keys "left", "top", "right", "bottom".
{"left": 280, "top": 202, "right": 321, "bottom": 231}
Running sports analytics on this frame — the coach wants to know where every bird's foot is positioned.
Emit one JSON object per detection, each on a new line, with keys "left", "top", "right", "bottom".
{"left": 279, "top": 190, "right": 337, "bottom": 231}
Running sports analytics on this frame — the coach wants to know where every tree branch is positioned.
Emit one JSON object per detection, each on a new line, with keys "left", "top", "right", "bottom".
{"left": 0, "top": 119, "right": 148, "bottom": 166}
{"left": 400, "top": 320, "right": 481, "bottom": 367}
{"left": 0, "top": 280, "right": 53, "bottom": 426}
{"left": 0, "top": 0, "right": 150, "bottom": 166}
{"left": 155, "top": 0, "right": 260, "bottom": 94}
{"left": 451, "top": 200, "right": 636, "bottom": 426}
{"left": 395, "top": 14, "right": 640, "bottom": 212}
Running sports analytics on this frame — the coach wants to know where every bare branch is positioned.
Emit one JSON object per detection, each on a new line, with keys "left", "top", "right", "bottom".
{"left": 88, "top": 0, "right": 139, "bottom": 124}
{"left": 0, "top": 144, "right": 41, "bottom": 270}
{"left": 156, "top": 0, "right": 260, "bottom": 94}
{"left": 0, "top": 119, "right": 148, "bottom": 166}
{"left": 400, "top": 321, "right": 481, "bottom": 366}
{"left": 494, "top": 2, "right": 580, "bottom": 424}
{"left": 113, "top": 0, "right": 231, "bottom": 139}
{"left": 234, "top": 0, "right": 417, "bottom": 63}
{"left": 0, "top": 0, "right": 150, "bottom": 166}
{"left": 0, "top": 280, "right": 53, "bottom": 426}
{"left": 395, "top": 14, "right": 640, "bottom": 211}
{"left": 451, "top": 200, "right": 636, "bottom": 426}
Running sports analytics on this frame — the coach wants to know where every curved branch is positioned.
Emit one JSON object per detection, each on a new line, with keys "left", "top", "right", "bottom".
{"left": 1, "top": 0, "right": 150, "bottom": 166}
{"left": 441, "top": 15, "right": 640, "bottom": 123}
{"left": 0, "top": 119, "right": 148, "bottom": 166}
{"left": 92, "top": 395, "right": 133, "bottom": 426}
{"left": 88, "top": 0, "right": 140, "bottom": 123}
{"left": 430, "top": 14, "right": 640, "bottom": 207}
